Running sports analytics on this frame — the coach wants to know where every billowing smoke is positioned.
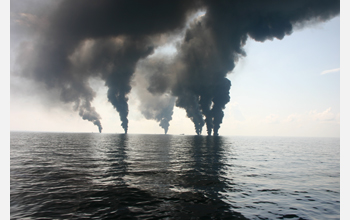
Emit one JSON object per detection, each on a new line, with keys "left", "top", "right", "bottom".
{"left": 11, "top": 0, "right": 339, "bottom": 135}
{"left": 133, "top": 56, "right": 176, "bottom": 134}
{"left": 11, "top": 0, "right": 199, "bottom": 133}
{"left": 142, "top": 0, "right": 339, "bottom": 135}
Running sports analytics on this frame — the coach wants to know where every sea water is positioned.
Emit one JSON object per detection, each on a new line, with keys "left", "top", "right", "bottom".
{"left": 10, "top": 132, "right": 340, "bottom": 219}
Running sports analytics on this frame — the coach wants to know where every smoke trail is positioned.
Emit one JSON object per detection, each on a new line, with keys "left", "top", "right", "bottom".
{"left": 133, "top": 56, "right": 176, "bottom": 134}
{"left": 11, "top": 0, "right": 339, "bottom": 135}
{"left": 212, "top": 78, "right": 231, "bottom": 136}
{"left": 79, "top": 100, "right": 103, "bottom": 133}
{"left": 145, "top": 0, "right": 339, "bottom": 135}
{"left": 11, "top": 0, "right": 200, "bottom": 133}
{"left": 146, "top": 13, "right": 241, "bottom": 135}
{"left": 92, "top": 37, "right": 155, "bottom": 134}
{"left": 175, "top": 92, "right": 205, "bottom": 135}
{"left": 140, "top": 94, "right": 175, "bottom": 134}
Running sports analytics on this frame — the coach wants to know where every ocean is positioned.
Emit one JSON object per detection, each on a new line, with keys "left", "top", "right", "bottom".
{"left": 10, "top": 132, "right": 340, "bottom": 219}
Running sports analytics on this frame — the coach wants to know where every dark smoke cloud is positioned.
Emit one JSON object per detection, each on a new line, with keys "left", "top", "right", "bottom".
{"left": 144, "top": 0, "right": 339, "bottom": 135}
{"left": 11, "top": 0, "right": 200, "bottom": 133}
{"left": 11, "top": 0, "right": 339, "bottom": 135}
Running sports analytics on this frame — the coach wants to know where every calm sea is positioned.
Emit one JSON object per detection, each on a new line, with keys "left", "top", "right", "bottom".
{"left": 10, "top": 132, "right": 340, "bottom": 219}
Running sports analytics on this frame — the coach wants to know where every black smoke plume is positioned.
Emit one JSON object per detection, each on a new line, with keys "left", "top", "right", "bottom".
{"left": 143, "top": 0, "right": 339, "bottom": 135}
{"left": 11, "top": 0, "right": 199, "bottom": 133}
{"left": 11, "top": 0, "right": 339, "bottom": 135}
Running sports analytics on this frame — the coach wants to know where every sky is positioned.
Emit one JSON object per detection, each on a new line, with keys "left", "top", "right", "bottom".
{"left": 5, "top": 3, "right": 347, "bottom": 217}
{"left": 9, "top": 1, "right": 342, "bottom": 138}
{"left": 222, "top": 16, "right": 340, "bottom": 137}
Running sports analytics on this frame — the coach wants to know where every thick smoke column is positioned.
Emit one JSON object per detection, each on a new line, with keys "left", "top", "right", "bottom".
{"left": 11, "top": 0, "right": 199, "bottom": 133}
{"left": 89, "top": 37, "right": 155, "bottom": 134}
{"left": 168, "top": 15, "right": 239, "bottom": 136}
{"left": 145, "top": 0, "right": 339, "bottom": 136}
{"left": 11, "top": 0, "right": 339, "bottom": 135}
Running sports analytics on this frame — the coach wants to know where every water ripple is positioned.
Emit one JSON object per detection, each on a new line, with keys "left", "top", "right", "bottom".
{"left": 11, "top": 132, "right": 339, "bottom": 219}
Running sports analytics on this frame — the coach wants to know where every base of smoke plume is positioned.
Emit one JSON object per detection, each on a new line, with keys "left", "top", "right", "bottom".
{"left": 96, "top": 132, "right": 221, "bottom": 136}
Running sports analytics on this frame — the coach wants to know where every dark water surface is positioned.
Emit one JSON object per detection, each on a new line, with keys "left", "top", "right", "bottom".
{"left": 10, "top": 132, "right": 339, "bottom": 219}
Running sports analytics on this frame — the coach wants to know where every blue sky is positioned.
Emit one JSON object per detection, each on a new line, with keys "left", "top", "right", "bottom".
{"left": 10, "top": 15, "right": 340, "bottom": 137}
{"left": 221, "top": 16, "right": 340, "bottom": 137}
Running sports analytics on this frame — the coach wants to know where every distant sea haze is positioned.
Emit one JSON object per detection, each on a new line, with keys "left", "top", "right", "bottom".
{"left": 10, "top": 132, "right": 340, "bottom": 219}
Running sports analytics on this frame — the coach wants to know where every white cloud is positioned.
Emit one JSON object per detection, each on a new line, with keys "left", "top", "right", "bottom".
{"left": 310, "top": 107, "right": 336, "bottom": 121}
{"left": 321, "top": 68, "right": 340, "bottom": 75}
{"left": 284, "top": 113, "right": 300, "bottom": 123}
{"left": 224, "top": 101, "right": 246, "bottom": 121}
{"left": 264, "top": 114, "right": 280, "bottom": 124}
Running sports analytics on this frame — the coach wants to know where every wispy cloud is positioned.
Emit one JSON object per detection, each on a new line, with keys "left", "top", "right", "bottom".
{"left": 321, "top": 68, "right": 340, "bottom": 75}
{"left": 264, "top": 114, "right": 280, "bottom": 124}
{"left": 224, "top": 102, "right": 246, "bottom": 121}
{"left": 284, "top": 113, "right": 300, "bottom": 123}
{"left": 310, "top": 107, "right": 336, "bottom": 121}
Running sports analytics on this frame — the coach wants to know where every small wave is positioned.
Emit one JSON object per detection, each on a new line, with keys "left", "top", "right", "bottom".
{"left": 258, "top": 189, "right": 281, "bottom": 192}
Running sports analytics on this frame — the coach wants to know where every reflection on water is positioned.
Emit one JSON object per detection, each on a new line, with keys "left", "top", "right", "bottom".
{"left": 11, "top": 132, "right": 339, "bottom": 219}
{"left": 11, "top": 133, "right": 247, "bottom": 219}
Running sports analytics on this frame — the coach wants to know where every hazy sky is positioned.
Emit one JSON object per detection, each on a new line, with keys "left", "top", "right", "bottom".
{"left": 10, "top": 3, "right": 341, "bottom": 137}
